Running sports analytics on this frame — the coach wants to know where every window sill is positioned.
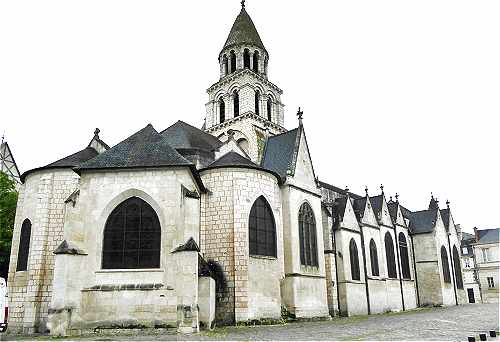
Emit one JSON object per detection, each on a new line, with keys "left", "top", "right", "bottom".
{"left": 96, "top": 269, "right": 164, "bottom": 273}
{"left": 250, "top": 255, "right": 277, "bottom": 261}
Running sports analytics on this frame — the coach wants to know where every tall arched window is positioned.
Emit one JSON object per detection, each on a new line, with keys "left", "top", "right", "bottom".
{"left": 219, "top": 98, "right": 225, "bottom": 124}
{"left": 16, "top": 219, "right": 31, "bottom": 271}
{"left": 441, "top": 246, "right": 451, "bottom": 283}
{"left": 255, "top": 90, "right": 260, "bottom": 115}
{"left": 249, "top": 196, "right": 276, "bottom": 257}
{"left": 452, "top": 246, "right": 463, "bottom": 288}
{"left": 349, "top": 238, "right": 360, "bottom": 281}
{"left": 385, "top": 232, "right": 397, "bottom": 278}
{"left": 223, "top": 55, "right": 228, "bottom": 76}
{"left": 233, "top": 91, "right": 239, "bottom": 117}
{"left": 102, "top": 197, "right": 161, "bottom": 269}
{"left": 298, "top": 202, "right": 318, "bottom": 267}
{"left": 267, "top": 98, "right": 272, "bottom": 121}
{"left": 399, "top": 232, "right": 411, "bottom": 279}
{"left": 253, "top": 51, "right": 259, "bottom": 72}
{"left": 243, "top": 49, "right": 250, "bottom": 69}
{"left": 369, "top": 239, "right": 379, "bottom": 276}
{"left": 230, "top": 50, "right": 236, "bottom": 73}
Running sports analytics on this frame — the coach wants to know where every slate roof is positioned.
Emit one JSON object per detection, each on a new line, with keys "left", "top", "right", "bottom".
{"left": 77, "top": 124, "right": 192, "bottom": 171}
{"left": 332, "top": 197, "right": 348, "bottom": 228}
{"left": 352, "top": 197, "right": 367, "bottom": 221}
{"left": 205, "top": 151, "right": 258, "bottom": 169}
{"left": 369, "top": 195, "right": 384, "bottom": 217}
{"left": 317, "top": 181, "right": 363, "bottom": 200}
{"left": 406, "top": 209, "right": 438, "bottom": 234}
{"left": 223, "top": 6, "right": 266, "bottom": 52}
{"left": 476, "top": 228, "right": 500, "bottom": 244}
{"left": 387, "top": 201, "right": 398, "bottom": 222}
{"left": 160, "top": 120, "right": 222, "bottom": 152}
{"left": 261, "top": 128, "right": 299, "bottom": 180}
{"left": 440, "top": 208, "right": 450, "bottom": 229}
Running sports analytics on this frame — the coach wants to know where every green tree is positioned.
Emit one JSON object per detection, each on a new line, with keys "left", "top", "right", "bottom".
{"left": 0, "top": 171, "right": 18, "bottom": 279}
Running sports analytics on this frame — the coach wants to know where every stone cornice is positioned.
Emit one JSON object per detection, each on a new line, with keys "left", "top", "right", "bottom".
{"left": 205, "top": 112, "right": 286, "bottom": 134}
{"left": 207, "top": 69, "right": 283, "bottom": 95}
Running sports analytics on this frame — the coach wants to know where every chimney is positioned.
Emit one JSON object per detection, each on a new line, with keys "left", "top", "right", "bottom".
{"left": 473, "top": 227, "right": 479, "bottom": 242}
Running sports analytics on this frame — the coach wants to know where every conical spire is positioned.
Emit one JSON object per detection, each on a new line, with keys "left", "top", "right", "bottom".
{"left": 222, "top": 4, "right": 266, "bottom": 52}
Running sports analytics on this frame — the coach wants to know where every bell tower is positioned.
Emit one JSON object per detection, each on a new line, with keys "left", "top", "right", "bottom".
{"left": 204, "top": 1, "right": 286, "bottom": 163}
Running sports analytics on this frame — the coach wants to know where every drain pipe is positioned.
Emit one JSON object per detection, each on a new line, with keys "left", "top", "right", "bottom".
{"left": 331, "top": 222, "right": 341, "bottom": 316}
{"left": 394, "top": 224, "right": 405, "bottom": 311}
{"left": 409, "top": 233, "right": 420, "bottom": 307}
{"left": 359, "top": 225, "right": 371, "bottom": 314}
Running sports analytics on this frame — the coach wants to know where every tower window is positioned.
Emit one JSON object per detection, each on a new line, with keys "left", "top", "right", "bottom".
{"left": 230, "top": 50, "right": 236, "bottom": 73}
{"left": 253, "top": 51, "right": 259, "bottom": 73}
{"left": 16, "top": 219, "right": 32, "bottom": 271}
{"left": 223, "top": 55, "right": 228, "bottom": 76}
{"left": 233, "top": 91, "right": 239, "bottom": 117}
{"left": 255, "top": 91, "right": 260, "bottom": 115}
{"left": 267, "top": 98, "right": 272, "bottom": 121}
{"left": 219, "top": 98, "right": 225, "bottom": 124}
{"left": 243, "top": 49, "right": 250, "bottom": 69}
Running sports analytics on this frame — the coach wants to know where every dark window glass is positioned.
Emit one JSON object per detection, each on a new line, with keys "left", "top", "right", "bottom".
{"left": 267, "top": 98, "right": 272, "bottom": 121}
{"left": 249, "top": 196, "right": 276, "bottom": 257}
{"left": 452, "top": 246, "right": 463, "bottom": 289}
{"left": 385, "top": 232, "right": 397, "bottom": 278}
{"left": 230, "top": 51, "right": 236, "bottom": 73}
{"left": 102, "top": 197, "right": 161, "bottom": 269}
{"left": 441, "top": 246, "right": 451, "bottom": 283}
{"left": 243, "top": 49, "right": 250, "bottom": 69}
{"left": 349, "top": 238, "right": 360, "bottom": 280}
{"left": 219, "top": 98, "right": 225, "bottom": 123}
{"left": 253, "top": 51, "right": 259, "bottom": 72}
{"left": 223, "top": 55, "right": 228, "bottom": 75}
{"left": 233, "top": 91, "right": 239, "bottom": 117}
{"left": 16, "top": 219, "right": 31, "bottom": 271}
{"left": 255, "top": 91, "right": 260, "bottom": 115}
{"left": 298, "top": 202, "right": 318, "bottom": 267}
{"left": 399, "top": 232, "right": 411, "bottom": 279}
{"left": 369, "top": 239, "right": 379, "bottom": 276}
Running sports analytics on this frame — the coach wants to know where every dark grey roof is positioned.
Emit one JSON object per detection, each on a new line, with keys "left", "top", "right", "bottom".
{"left": 77, "top": 124, "right": 192, "bottom": 171}
{"left": 462, "top": 232, "right": 474, "bottom": 240}
{"left": 476, "top": 228, "right": 500, "bottom": 244}
{"left": 160, "top": 120, "right": 222, "bottom": 152}
{"left": 407, "top": 209, "right": 438, "bottom": 234}
{"left": 428, "top": 197, "right": 440, "bottom": 210}
{"left": 223, "top": 6, "right": 266, "bottom": 52}
{"left": 369, "top": 195, "right": 384, "bottom": 217}
{"left": 352, "top": 197, "right": 367, "bottom": 221}
{"left": 261, "top": 128, "right": 299, "bottom": 180}
{"left": 318, "top": 181, "right": 363, "bottom": 200}
{"left": 332, "top": 197, "right": 348, "bottom": 228}
{"left": 206, "top": 151, "right": 258, "bottom": 169}
{"left": 388, "top": 201, "right": 398, "bottom": 222}
{"left": 440, "top": 208, "right": 450, "bottom": 229}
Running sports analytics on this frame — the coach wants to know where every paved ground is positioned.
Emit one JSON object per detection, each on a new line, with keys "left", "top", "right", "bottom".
{"left": 4, "top": 303, "right": 499, "bottom": 341}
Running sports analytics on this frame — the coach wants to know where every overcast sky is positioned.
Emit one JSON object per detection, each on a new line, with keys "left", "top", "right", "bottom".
{"left": 1, "top": 0, "right": 498, "bottom": 231}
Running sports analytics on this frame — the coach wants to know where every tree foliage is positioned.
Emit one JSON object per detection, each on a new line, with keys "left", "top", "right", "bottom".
{"left": 0, "top": 171, "right": 18, "bottom": 279}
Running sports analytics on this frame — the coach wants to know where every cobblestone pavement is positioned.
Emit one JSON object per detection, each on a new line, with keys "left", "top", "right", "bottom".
{"left": 4, "top": 303, "right": 499, "bottom": 341}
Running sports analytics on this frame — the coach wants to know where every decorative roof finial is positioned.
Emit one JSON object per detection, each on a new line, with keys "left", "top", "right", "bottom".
{"left": 431, "top": 192, "right": 434, "bottom": 199}
{"left": 94, "top": 128, "right": 100, "bottom": 138}
{"left": 380, "top": 184, "right": 384, "bottom": 195}
{"left": 446, "top": 199, "right": 450, "bottom": 209}
{"left": 395, "top": 193, "right": 399, "bottom": 202}
{"left": 1, "top": 133, "right": 4, "bottom": 145}
{"left": 390, "top": 196, "right": 393, "bottom": 202}
{"left": 365, "top": 186, "right": 368, "bottom": 196}
{"left": 241, "top": 0, "right": 245, "bottom": 8}
{"left": 345, "top": 186, "right": 349, "bottom": 193}
{"left": 297, "top": 107, "right": 304, "bottom": 125}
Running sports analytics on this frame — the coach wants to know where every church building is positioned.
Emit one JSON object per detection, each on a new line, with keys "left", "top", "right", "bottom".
{"left": 7, "top": 3, "right": 466, "bottom": 336}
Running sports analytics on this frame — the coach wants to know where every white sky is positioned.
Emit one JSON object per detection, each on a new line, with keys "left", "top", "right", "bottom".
{"left": 1, "top": 0, "right": 499, "bottom": 232}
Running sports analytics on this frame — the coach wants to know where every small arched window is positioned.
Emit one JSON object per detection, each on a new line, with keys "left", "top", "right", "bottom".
{"left": 267, "top": 98, "right": 272, "bottom": 121}
{"left": 253, "top": 51, "right": 259, "bottom": 72}
{"left": 255, "top": 90, "right": 260, "bottom": 115}
{"left": 230, "top": 51, "right": 236, "bottom": 73}
{"left": 102, "top": 197, "right": 161, "bottom": 269}
{"left": 369, "top": 239, "right": 379, "bottom": 276}
{"left": 223, "top": 55, "right": 228, "bottom": 76}
{"left": 349, "top": 238, "right": 360, "bottom": 280}
{"left": 385, "top": 232, "right": 397, "bottom": 278}
{"left": 243, "top": 49, "right": 250, "bottom": 69}
{"left": 399, "top": 232, "right": 411, "bottom": 279}
{"left": 16, "top": 219, "right": 32, "bottom": 271}
{"left": 219, "top": 98, "right": 225, "bottom": 124}
{"left": 441, "top": 246, "right": 451, "bottom": 283}
{"left": 249, "top": 196, "right": 276, "bottom": 257}
{"left": 452, "top": 246, "right": 463, "bottom": 288}
{"left": 233, "top": 91, "right": 239, "bottom": 117}
{"left": 298, "top": 202, "right": 318, "bottom": 267}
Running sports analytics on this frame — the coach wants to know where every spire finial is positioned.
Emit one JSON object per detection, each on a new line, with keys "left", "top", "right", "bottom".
{"left": 380, "top": 184, "right": 384, "bottom": 195}
{"left": 297, "top": 107, "right": 304, "bottom": 124}
{"left": 365, "top": 186, "right": 368, "bottom": 196}
{"left": 94, "top": 128, "right": 100, "bottom": 138}
{"left": 446, "top": 199, "right": 450, "bottom": 209}
{"left": 241, "top": 0, "right": 245, "bottom": 8}
{"left": 345, "top": 186, "right": 349, "bottom": 193}
{"left": 1, "top": 133, "right": 4, "bottom": 145}
{"left": 431, "top": 192, "right": 434, "bottom": 199}
{"left": 395, "top": 193, "right": 399, "bottom": 202}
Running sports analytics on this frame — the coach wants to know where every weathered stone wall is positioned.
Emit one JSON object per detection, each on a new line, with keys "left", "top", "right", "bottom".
{"left": 8, "top": 169, "right": 79, "bottom": 333}
{"left": 200, "top": 167, "right": 283, "bottom": 323}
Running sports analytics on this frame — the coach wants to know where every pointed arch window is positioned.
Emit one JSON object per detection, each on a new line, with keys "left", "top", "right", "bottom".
{"left": 249, "top": 196, "right": 276, "bottom": 257}
{"left": 255, "top": 90, "right": 260, "bottom": 115}
{"left": 441, "top": 246, "right": 451, "bottom": 283}
{"left": 369, "top": 239, "right": 379, "bottom": 276}
{"left": 452, "top": 246, "right": 463, "bottom": 288}
{"left": 16, "top": 219, "right": 31, "bottom": 271}
{"left": 267, "top": 98, "right": 272, "bottom": 121}
{"left": 102, "top": 197, "right": 161, "bottom": 269}
{"left": 253, "top": 51, "right": 259, "bottom": 73}
{"left": 230, "top": 50, "right": 236, "bottom": 73}
{"left": 233, "top": 91, "right": 239, "bottom": 117}
{"left": 219, "top": 98, "right": 225, "bottom": 124}
{"left": 385, "top": 232, "right": 397, "bottom": 278}
{"left": 349, "top": 238, "right": 360, "bottom": 280}
{"left": 243, "top": 49, "right": 250, "bottom": 69}
{"left": 298, "top": 202, "right": 318, "bottom": 267}
{"left": 399, "top": 232, "right": 411, "bottom": 279}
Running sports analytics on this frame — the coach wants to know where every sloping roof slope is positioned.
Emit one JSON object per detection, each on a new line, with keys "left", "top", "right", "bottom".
{"left": 223, "top": 7, "right": 266, "bottom": 52}
{"left": 440, "top": 208, "right": 450, "bottom": 229}
{"left": 160, "top": 120, "right": 222, "bottom": 151}
{"left": 369, "top": 195, "right": 384, "bottom": 217}
{"left": 476, "top": 228, "right": 500, "bottom": 244}
{"left": 205, "top": 151, "right": 257, "bottom": 169}
{"left": 78, "top": 124, "right": 192, "bottom": 171}
{"left": 407, "top": 209, "right": 438, "bottom": 234}
{"left": 261, "top": 128, "right": 299, "bottom": 180}
{"left": 46, "top": 147, "right": 98, "bottom": 168}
